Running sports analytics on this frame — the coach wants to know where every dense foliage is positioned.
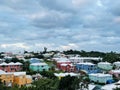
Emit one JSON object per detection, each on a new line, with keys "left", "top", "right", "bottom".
{"left": 58, "top": 75, "right": 80, "bottom": 90}
{"left": 63, "top": 50, "right": 120, "bottom": 63}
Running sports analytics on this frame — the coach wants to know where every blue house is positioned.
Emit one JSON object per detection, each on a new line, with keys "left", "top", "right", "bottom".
{"left": 76, "top": 62, "right": 100, "bottom": 74}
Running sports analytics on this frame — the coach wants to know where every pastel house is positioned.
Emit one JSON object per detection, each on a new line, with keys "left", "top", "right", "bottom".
{"left": 60, "top": 63, "right": 76, "bottom": 72}
{"left": 13, "top": 72, "right": 32, "bottom": 86}
{"left": 98, "top": 62, "right": 113, "bottom": 71}
{"left": 0, "top": 70, "right": 14, "bottom": 86}
{"left": 113, "top": 61, "right": 120, "bottom": 68}
{"left": 0, "top": 62, "right": 22, "bottom": 72}
{"left": 109, "top": 70, "right": 120, "bottom": 79}
{"left": 56, "top": 57, "right": 71, "bottom": 69}
{"left": 30, "top": 63, "right": 50, "bottom": 72}
{"left": 89, "top": 73, "right": 113, "bottom": 84}
{"left": 76, "top": 62, "right": 99, "bottom": 74}
{"left": 0, "top": 70, "right": 32, "bottom": 87}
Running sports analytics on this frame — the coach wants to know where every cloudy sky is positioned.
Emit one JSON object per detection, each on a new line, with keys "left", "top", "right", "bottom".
{"left": 0, "top": 0, "right": 120, "bottom": 52}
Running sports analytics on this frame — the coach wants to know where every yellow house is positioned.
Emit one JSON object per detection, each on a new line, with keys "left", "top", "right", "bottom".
{"left": 26, "top": 75, "right": 32, "bottom": 84}
{"left": 13, "top": 72, "right": 32, "bottom": 86}
{"left": 0, "top": 70, "right": 14, "bottom": 86}
{"left": 0, "top": 70, "right": 32, "bottom": 87}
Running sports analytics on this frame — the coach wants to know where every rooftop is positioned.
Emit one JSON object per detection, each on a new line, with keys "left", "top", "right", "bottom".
{"left": 30, "top": 63, "right": 48, "bottom": 66}
{"left": 89, "top": 73, "right": 112, "bottom": 77}
{"left": 76, "top": 62, "right": 95, "bottom": 65}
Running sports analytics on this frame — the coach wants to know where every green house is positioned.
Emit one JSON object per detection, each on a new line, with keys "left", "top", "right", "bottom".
{"left": 30, "top": 63, "right": 50, "bottom": 72}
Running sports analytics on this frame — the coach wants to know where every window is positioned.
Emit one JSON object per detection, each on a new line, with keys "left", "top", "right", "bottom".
{"left": 41, "top": 65, "right": 44, "bottom": 67}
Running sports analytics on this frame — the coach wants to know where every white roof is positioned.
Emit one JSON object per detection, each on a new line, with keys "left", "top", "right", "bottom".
{"left": 111, "top": 70, "right": 120, "bottom": 73}
{"left": 77, "top": 62, "right": 95, "bottom": 65}
{"left": 30, "top": 63, "right": 47, "bottom": 66}
{"left": 26, "top": 75, "right": 32, "bottom": 79}
{"left": 54, "top": 73, "right": 78, "bottom": 77}
{"left": 69, "top": 57, "right": 82, "bottom": 60}
{"left": 89, "top": 73, "right": 112, "bottom": 77}
{"left": 57, "top": 58, "right": 71, "bottom": 63}
{"left": 61, "top": 64, "right": 74, "bottom": 66}
{"left": 98, "top": 62, "right": 111, "bottom": 65}
{"left": 113, "top": 61, "right": 120, "bottom": 65}
{"left": 0, "top": 62, "right": 22, "bottom": 66}
{"left": 102, "top": 84, "right": 117, "bottom": 90}
{"left": 9, "top": 62, "right": 15, "bottom": 65}
{"left": 0, "top": 62, "right": 8, "bottom": 66}
{"left": 70, "top": 57, "right": 102, "bottom": 60}
{"left": 57, "top": 57, "right": 70, "bottom": 62}
{"left": 13, "top": 72, "right": 26, "bottom": 76}
{"left": 15, "top": 62, "right": 22, "bottom": 65}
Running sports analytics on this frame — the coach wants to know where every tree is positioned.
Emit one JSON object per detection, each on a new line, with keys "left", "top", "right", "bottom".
{"left": 33, "top": 78, "right": 59, "bottom": 90}
{"left": 40, "top": 71, "right": 57, "bottom": 79}
{"left": 58, "top": 75, "right": 80, "bottom": 90}
{"left": 103, "top": 52, "right": 120, "bottom": 63}
{"left": 113, "top": 87, "right": 120, "bottom": 90}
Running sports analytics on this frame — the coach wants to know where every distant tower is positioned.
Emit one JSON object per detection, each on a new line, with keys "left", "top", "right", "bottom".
{"left": 43, "top": 47, "right": 47, "bottom": 53}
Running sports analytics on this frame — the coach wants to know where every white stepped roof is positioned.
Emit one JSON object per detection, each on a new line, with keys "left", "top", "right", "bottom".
{"left": 0, "top": 62, "right": 22, "bottom": 66}
{"left": 15, "top": 62, "right": 23, "bottom": 65}
{"left": 9, "top": 62, "right": 15, "bottom": 65}
{"left": 113, "top": 61, "right": 120, "bottom": 65}
{"left": 98, "top": 62, "right": 111, "bottom": 65}
{"left": 54, "top": 73, "right": 78, "bottom": 77}
{"left": 89, "top": 73, "right": 112, "bottom": 77}
{"left": 30, "top": 63, "right": 47, "bottom": 66}
{"left": 77, "top": 62, "right": 95, "bottom": 65}
{"left": 13, "top": 72, "right": 26, "bottom": 76}
{"left": 0, "top": 62, "right": 7, "bottom": 65}
{"left": 61, "top": 63, "right": 74, "bottom": 66}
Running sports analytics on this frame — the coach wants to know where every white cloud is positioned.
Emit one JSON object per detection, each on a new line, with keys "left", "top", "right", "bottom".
{"left": 60, "top": 43, "right": 79, "bottom": 50}
{"left": 0, "top": 43, "right": 29, "bottom": 49}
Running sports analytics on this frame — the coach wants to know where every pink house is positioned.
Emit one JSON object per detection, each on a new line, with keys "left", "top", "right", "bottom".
{"left": 56, "top": 60, "right": 71, "bottom": 69}
{"left": 60, "top": 64, "right": 76, "bottom": 72}
{"left": 109, "top": 70, "right": 120, "bottom": 79}
{"left": 0, "top": 62, "right": 22, "bottom": 72}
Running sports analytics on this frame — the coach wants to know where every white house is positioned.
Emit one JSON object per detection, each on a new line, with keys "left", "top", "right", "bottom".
{"left": 98, "top": 62, "right": 113, "bottom": 71}
{"left": 113, "top": 61, "right": 120, "bottom": 68}
{"left": 89, "top": 73, "right": 113, "bottom": 84}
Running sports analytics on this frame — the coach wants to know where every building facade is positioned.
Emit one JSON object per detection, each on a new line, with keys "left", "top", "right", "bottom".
{"left": 98, "top": 62, "right": 113, "bottom": 71}
{"left": 76, "top": 62, "right": 100, "bottom": 74}
{"left": 0, "top": 62, "right": 22, "bottom": 72}
{"left": 30, "top": 63, "right": 50, "bottom": 72}
{"left": 89, "top": 73, "right": 113, "bottom": 84}
{"left": 60, "top": 64, "right": 76, "bottom": 72}
{"left": 0, "top": 70, "right": 32, "bottom": 87}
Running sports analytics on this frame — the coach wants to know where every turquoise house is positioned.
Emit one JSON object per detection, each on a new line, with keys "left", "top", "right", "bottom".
{"left": 30, "top": 63, "right": 50, "bottom": 72}
{"left": 98, "top": 62, "right": 113, "bottom": 71}
{"left": 89, "top": 73, "right": 113, "bottom": 84}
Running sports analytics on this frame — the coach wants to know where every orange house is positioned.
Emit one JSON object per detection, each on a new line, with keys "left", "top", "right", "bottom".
{"left": 13, "top": 72, "right": 32, "bottom": 86}
{"left": 0, "top": 70, "right": 32, "bottom": 87}
{"left": 0, "top": 70, "right": 14, "bottom": 86}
